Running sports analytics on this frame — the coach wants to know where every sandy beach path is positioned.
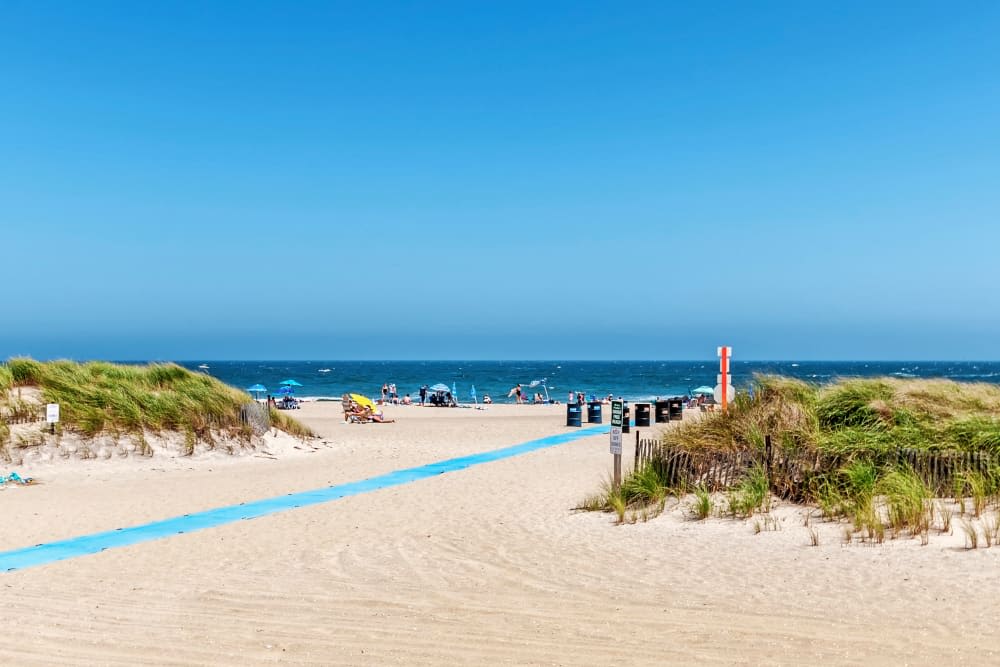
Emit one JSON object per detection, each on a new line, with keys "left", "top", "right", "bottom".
{"left": 1, "top": 403, "right": 998, "bottom": 665}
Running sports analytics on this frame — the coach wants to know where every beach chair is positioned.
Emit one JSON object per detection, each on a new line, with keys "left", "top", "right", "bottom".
{"left": 342, "top": 394, "right": 371, "bottom": 424}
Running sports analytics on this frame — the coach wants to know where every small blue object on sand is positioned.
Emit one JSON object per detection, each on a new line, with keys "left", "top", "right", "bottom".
{"left": 0, "top": 424, "right": 609, "bottom": 572}
{"left": 0, "top": 472, "right": 32, "bottom": 486}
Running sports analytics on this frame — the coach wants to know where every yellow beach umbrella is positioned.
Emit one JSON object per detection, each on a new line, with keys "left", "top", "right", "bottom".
{"left": 349, "top": 393, "right": 376, "bottom": 411}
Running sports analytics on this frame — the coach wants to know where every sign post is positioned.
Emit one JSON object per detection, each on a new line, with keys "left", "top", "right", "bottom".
{"left": 46, "top": 403, "right": 60, "bottom": 434}
{"left": 610, "top": 399, "right": 623, "bottom": 486}
{"left": 715, "top": 347, "right": 734, "bottom": 411}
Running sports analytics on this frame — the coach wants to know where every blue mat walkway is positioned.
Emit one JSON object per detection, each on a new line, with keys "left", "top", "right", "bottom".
{"left": 0, "top": 424, "right": 610, "bottom": 572}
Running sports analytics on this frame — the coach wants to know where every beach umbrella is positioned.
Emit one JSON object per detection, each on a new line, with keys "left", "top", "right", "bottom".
{"left": 349, "top": 393, "right": 376, "bottom": 412}
{"left": 246, "top": 383, "right": 267, "bottom": 399}
{"left": 276, "top": 386, "right": 295, "bottom": 395}
{"left": 692, "top": 386, "right": 715, "bottom": 396}
{"left": 529, "top": 378, "right": 550, "bottom": 402}
{"left": 429, "top": 383, "right": 450, "bottom": 392}
{"left": 279, "top": 379, "right": 303, "bottom": 387}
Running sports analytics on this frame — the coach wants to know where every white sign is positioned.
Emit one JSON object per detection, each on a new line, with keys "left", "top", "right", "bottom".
{"left": 46, "top": 403, "right": 60, "bottom": 423}
{"left": 714, "top": 385, "right": 734, "bottom": 402}
{"left": 610, "top": 426, "right": 623, "bottom": 455}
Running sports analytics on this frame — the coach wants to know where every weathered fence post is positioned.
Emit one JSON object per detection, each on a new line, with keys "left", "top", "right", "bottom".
{"left": 765, "top": 434, "right": 773, "bottom": 483}
{"left": 634, "top": 430, "right": 640, "bottom": 471}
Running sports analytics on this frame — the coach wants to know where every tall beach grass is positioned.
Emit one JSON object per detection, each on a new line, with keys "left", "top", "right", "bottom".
{"left": 0, "top": 358, "right": 315, "bottom": 447}
{"left": 581, "top": 375, "right": 1000, "bottom": 540}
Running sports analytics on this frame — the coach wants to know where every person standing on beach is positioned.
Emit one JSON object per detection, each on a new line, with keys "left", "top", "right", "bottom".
{"left": 419, "top": 384, "right": 428, "bottom": 406}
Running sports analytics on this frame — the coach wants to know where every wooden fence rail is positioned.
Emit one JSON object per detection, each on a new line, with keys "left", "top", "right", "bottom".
{"left": 0, "top": 409, "right": 45, "bottom": 425}
{"left": 3, "top": 405, "right": 270, "bottom": 434}
{"left": 633, "top": 431, "right": 996, "bottom": 497}
{"left": 239, "top": 402, "right": 271, "bottom": 435}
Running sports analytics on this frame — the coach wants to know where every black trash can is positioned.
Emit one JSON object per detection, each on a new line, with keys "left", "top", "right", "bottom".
{"left": 622, "top": 402, "right": 630, "bottom": 433}
{"left": 587, "top": 401, "right": 602, "bottom": 424}
{"left": 668, "top": 398, "right": 684, "bottom": 421}
{"left": 654, "top": 400, "right": 670, "bottom": 423}
{"left": 634, "top": 403, "right": 651, "bottom": 427}
{"left": 566, "top": 403, "right": 582, "bottom": 427}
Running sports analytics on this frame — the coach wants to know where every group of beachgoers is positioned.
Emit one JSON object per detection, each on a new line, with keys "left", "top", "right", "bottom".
{"left": 377, "top": 383, "right": 458, "bottom": 407}
{"left": 265, "top": 394, "right": 300, "bottom": 410}
{"left": 505, "top": 384, "right": 554, "bottom": 404}
{"left": 372, "top": 382, "right": 616, "bottom": 407}
{"left": 371, "top": 381, "right": 641, "bottom": 408}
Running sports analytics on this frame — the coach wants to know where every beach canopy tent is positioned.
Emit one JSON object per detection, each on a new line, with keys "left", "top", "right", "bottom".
{"left": 246, "top": 384, "right": 267, "bottom": 399}
{"left": 427, "top": 383, "right": 457, "bottom": 406}
{"left": 691, "top": 386, "right": 715, "bottom": 396}
{"left": 279, "top": 379, "right": 303, "bottom": 387}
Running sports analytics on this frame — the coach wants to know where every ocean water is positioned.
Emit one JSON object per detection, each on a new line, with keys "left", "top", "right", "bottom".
{"left": 173, "top": 361, "right": 1000, "bottom": 403}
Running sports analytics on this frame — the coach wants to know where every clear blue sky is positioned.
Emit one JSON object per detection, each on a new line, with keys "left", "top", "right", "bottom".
{"left": 2, "top": 1, "right": 998, "bottom": 360}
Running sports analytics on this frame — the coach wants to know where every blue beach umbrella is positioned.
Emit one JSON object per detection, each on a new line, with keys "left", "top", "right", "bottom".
{"left": 692, "top": 386, "right": 714, "bottom": 396}
{"left": 246, "top": 383, "right": 267, "bottom": 399}
{"left": 276, "top": 386, "right": 295, "bottom": 395}
{"left": 279, "top": 379, "right": 303, "bottom": 387}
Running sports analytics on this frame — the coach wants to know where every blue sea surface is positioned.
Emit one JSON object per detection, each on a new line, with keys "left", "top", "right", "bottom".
{"left": 170, "top": 361, "right": 1000, "bottom": 403}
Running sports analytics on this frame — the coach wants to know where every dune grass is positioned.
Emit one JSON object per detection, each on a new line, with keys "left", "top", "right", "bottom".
{"left": 580, "top": 375, "right": 1000, "bottom": 541}
{"left": 666, "top": 375, "right": 1000, "bottom": 461}
{"left": 0, "top": 358, "right": 315, "bottom": 447}
{"left": 269, "top": 407, "right": 316, "bottom": 438}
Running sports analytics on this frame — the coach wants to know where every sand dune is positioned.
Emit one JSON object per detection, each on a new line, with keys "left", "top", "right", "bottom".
{"left": 2, "top": 403, "right": 998, "bottom": 665}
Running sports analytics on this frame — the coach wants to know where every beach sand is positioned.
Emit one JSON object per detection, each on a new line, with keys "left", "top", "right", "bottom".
{"left": 1, "top": 402, "right": 998, "bottom": 665}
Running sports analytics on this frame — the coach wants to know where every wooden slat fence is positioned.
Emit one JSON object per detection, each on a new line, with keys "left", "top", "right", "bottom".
{"left": 2, "top": 404, "right": 271, "bottom": 433}
{"left": 0, "top": 406, "right": 45, "bottom": 425}
{"left": 634, "top": 431, "right": 996, "bottom": 497}
{"left": 635, "top": 435, "right": 755, "bottom": 491}
{"left": 239, "top": 402, "right": 271, "bottom": 435}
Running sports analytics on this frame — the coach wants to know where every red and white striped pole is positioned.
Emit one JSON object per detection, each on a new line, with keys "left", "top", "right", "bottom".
{"left": 716, "top": 346, "right": 734, "bottom": 411}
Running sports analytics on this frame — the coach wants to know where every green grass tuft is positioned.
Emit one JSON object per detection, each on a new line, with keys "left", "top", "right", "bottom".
{"left": 878, "top": 469, "right": 932, "bottom": 536}
{"left": 691, "top": 484, "right": 713, "bottom": 520}
{"left": 727, "top": 464, "right": 771, "bottom": 518}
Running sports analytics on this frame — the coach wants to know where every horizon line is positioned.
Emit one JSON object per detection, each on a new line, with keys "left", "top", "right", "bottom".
{"left": 7, "top": 358, "right": 999, "bottom": 364}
